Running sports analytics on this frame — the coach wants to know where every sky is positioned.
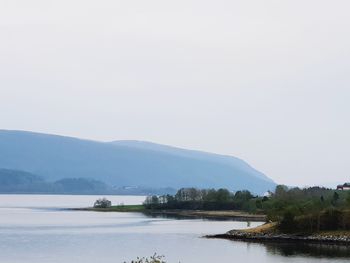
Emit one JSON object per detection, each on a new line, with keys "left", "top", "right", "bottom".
{"left": 0, "top": 0, "right": 349, "bottom": 186}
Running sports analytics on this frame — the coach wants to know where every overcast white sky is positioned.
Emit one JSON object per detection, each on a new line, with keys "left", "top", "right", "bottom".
{"left": 1, "top": 0, "right": 349, "bottom": 186}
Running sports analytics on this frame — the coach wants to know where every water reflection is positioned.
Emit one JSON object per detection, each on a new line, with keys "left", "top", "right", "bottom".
{"left": 1, "top": 194, "right": 349, "bottom": 263}
{"left": 263, "top": 241, "right": 350, "bottom": 258}
{"left": 144, "top": 212, "right": 257, "bottom": 223}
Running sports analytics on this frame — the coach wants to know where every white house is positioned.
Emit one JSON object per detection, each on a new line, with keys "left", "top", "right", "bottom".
{"left": 336, "top": 183, "right": 350, "bottom": 190}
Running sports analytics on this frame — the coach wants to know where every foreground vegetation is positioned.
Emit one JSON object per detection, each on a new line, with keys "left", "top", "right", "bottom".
{"left": 144, "top": 186, "right": 350, "bottom": 233}
{"left": 124, "top": 254, "right": 166, "bottom": 263}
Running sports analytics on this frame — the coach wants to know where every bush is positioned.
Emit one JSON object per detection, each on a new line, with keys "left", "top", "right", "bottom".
{"left": 279, "top": 211, "right": 296, "bottom": 233}
{"left": 93, "top": 197, "right": 112, "bottom": 208}
{"left": 321, "top": 208, "right": 342, "bottom": 230}
{"left": 124, "top": 254, "right": 166, "bottom": 263}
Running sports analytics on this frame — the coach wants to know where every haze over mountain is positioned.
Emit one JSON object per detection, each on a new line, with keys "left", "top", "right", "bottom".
{"left": 0, "top": 130, "right": 276, "bottom": 194}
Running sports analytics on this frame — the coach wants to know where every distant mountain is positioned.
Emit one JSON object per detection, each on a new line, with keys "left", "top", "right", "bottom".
{"left": 0, "top": 169, "right": 49, "bottom": 193}
{"left": 0, "top": 130, "right": 276, "bottom": 194}
{"left": 53, "top": 178, "right": 109, "bottom": 194}
{"left": 0, "top": 168, "right": 176, "bottom": 195}
{"left": 111, "top": 140, "right": 273, "bottom": 182}
{"left": 0, "top": 168, "right": 110, "bottom": 194}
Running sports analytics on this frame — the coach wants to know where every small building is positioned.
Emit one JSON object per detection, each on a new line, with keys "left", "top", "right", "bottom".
{"left": 336, "top": 183, "right": 350, "bottom": 190}
{"left": 263, "top": 190, "right": 273, "bottom": 197}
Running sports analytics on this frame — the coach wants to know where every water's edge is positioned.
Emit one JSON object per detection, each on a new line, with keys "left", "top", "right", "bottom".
{"left": 70, "top": 207, "right": 266, "bottom": 221}
{"left": 206, "top": 232, "right": 350, "bottom": 245}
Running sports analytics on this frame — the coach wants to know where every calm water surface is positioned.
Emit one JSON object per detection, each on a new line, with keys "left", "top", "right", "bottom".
{"left": 0, "top": 194, "right": 349, "bottom": 263}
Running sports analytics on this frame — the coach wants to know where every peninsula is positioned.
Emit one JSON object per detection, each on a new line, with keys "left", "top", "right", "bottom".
{"left": 79, "top": 185, "right": 350, "bottom": 244}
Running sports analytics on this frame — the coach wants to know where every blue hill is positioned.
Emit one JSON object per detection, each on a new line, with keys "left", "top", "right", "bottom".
{"left": 0, "top": 130, "right": 276, "bottom": 194}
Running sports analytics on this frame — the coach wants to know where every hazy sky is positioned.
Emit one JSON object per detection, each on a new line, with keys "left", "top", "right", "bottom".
{"left": 1, "top": 0, "right": 349, "bottom": 186}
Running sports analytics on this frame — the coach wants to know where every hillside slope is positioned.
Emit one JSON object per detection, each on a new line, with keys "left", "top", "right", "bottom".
{"left": 0, "top": 130, "right": 276, "bottom": 193}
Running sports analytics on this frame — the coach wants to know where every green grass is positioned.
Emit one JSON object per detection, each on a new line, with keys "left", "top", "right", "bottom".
{"left": 87, "top": 204, "right": 146, "bottom": 212}
{"left": 111, "top": 204, "right": 145, "bottom": 212}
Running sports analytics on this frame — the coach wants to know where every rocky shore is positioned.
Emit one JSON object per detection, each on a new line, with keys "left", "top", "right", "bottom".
{"left": 206, "top": 223, "right": 350, "bottom": 245}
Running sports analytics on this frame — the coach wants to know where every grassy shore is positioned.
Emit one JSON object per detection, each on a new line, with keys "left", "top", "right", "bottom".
{"left": 73, "top": 205, "right": 146, "bottom": 212}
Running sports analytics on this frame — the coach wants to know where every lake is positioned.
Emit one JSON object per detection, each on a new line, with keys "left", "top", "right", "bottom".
{"left": 0, "top": 194, "right": 349, "bottom": 263}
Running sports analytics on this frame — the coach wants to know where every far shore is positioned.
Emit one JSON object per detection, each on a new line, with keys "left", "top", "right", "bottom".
{"left": 206, "top": 222, "right": 350, "bottom": 245}
{"left": 71, "top": 205, "right": 266, "bottom": 221}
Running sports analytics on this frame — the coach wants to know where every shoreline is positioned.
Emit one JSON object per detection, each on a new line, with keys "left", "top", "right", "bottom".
{"left": 205, "top": 223, "right": 350, "bottom": 245}
{"left": 71, "top": 206, "right": 266, "bottom": 221}
{"left": 146, "top": 209, "right": 265, "bottom": 221}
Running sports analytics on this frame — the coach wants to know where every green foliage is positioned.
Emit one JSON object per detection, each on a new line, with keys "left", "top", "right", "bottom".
{"left": 279, "top": 210, "right": 296, "bottom": 233}
{"left": 106, "top": 205, "right": 145, "bottom": 212}
{"left": 274, "top": 185, "right": 288, "bottom": 199}
{"left": 264, "top": 186, "right": 350, "bottom": 233}
{"left": 346, "top": 192, "right": 350, "bottom": 206}
{"left": 143, "top": 184, "right": 350, "bottom": 233}
{"left": 144, "top": 188, "right": 255, "bottom": 210}
{"left": 93, "top": 198, "right": 112, "bottom": 208}
{"left": 332, "top": 191, "right": 340, "bottom": 205}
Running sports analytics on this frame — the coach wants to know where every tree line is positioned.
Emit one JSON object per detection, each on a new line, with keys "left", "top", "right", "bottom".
{"left": 144, "top": 188, "right": 256, "bottom": 210}
{"left": 144, "top": 185, "right": 350, "bottom": 233}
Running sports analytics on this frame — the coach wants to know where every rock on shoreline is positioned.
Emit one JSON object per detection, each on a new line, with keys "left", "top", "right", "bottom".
{"left": 206, "top": 223, "right": 350, "bottom": 245}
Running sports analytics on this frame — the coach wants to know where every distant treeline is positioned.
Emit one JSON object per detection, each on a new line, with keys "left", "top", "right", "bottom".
{"left": 144, "top": 188, "right": 255, "bottom": 211}
{"left": 144, "top": 185, "right": 350, "bottom": 233}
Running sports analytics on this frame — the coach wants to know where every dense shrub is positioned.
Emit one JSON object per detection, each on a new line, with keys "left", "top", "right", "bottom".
{"left": 93, "top": 198, "right": 112, "bottom": 208}
{"left": 279, "top": 211, "right": 296, "bottom": 233}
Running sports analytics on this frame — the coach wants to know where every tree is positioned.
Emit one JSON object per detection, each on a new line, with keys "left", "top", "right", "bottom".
{"left": 175, "top": 188, "right": 189, "bottom": 201}
{"left": 256, "top": 199, "right": 263, "bottom": 209}
{"left": 346, "top": 192, "right": 350, "bottom": 206}
{"left": 332, "top": 192, "right": 339, "bottom": 206}
{"left": 216, "top": 188, "right": 232, "bottom": 203}
{"left": 262, "top": 196, "right": 269, "bottom": 202}
{"left": 93, "top": 198, "right": 112, "bottom": 208}
{"left": 151, "top": 195, "right": 159, "bottom": 205}
{"left": 275, "top": 185, "right": 288, "bottom": 199}
{"left": 188, "top": 188, "right": 202, "bottom": 201}
{"left": 234, "top": 190, "right": 253, "bottom": 202}
{"left": 279, "top": 210, "right": 296, "bottom": 233}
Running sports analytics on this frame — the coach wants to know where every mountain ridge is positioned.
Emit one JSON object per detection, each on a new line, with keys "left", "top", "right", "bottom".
{"left": 0, "top": 130, "right": 276, "bottom": 194}
{"left": 110, "top": 140, "right": 273, "bottom": 183}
